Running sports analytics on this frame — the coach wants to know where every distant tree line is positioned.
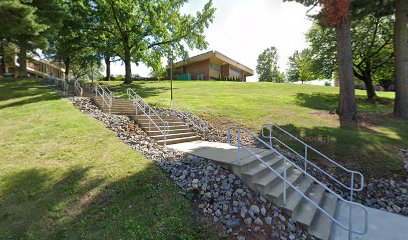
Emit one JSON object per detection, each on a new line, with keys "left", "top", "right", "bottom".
{"left": 0, "top": 0, "right": 216, "bottom": 84}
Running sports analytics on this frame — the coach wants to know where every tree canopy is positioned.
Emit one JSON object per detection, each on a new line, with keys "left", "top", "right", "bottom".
{"left": 256, "top": 47, "right": 285, "bottom": 82}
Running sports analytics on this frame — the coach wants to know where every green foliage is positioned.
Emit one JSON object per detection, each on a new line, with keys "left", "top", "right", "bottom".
{"left": 256, "top": 46, "right": 285, "bottom": 82}
{"left": 83, "top": 0, "right": 216, "bottom": 83}
{"left": 287, "top": 49, "right": 318, "bottom": 83}
{"left": 306, "top": 15, "right": 394, "bottom": 85}
{"left": 305, "top": 22, "right": 337, "bottom": 79}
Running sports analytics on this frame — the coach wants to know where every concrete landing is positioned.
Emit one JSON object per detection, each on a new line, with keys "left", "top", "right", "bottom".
{"left": 168, "top": 140, "right": 273, "bottom": 166}
{"left": 332, "top": 202, "right": 408, "bottom": 240}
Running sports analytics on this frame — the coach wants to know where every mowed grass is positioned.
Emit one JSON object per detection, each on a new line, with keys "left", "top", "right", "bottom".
{"left": 0, "top": 78, "right": 215, "bottom": 240}
{"left": 102, "top": 80, "right": 408, "bottom": 179}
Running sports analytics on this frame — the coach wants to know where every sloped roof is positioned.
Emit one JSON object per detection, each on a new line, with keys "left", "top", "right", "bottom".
{"left": 174, "top": 50, "right": 254, "bottom": 76}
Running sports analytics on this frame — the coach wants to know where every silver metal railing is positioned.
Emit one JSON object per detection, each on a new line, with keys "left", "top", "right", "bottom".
{"left": 261, "top": 124, "right": 364, "bottom": 200}
{"left": 54, "top": 77, "right": 68, "bottom": 96}
{"left": 73, "top": 78, "right": 83, "bottom": 97}
{"left": 227, "top": 126, "right": 368, "bottom": 239}
{"left": 127, "top": 88, "right": 169, "bottom": 145}
{"left": 95, "top": 83, "right": 112, "bottom": 113}
{"left": 170, "top": 99, "right": 208, "bottom": 133}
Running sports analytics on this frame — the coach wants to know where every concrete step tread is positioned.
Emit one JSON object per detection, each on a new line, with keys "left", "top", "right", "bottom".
{"left": 293, "top": 183, "right": 326, "bottom": 228}
{"left": 139, "top": 122, "right": 186, "bottom": 126}
{"left": 243, "top": 158, "right": 291, "bottom": 178}
{"left": 282, "top": 176, "right": 314, "bottom": 214}
{"left": 151, "top": 132, "right": 196, "bottom": 139}
{"left": 157, "top": 136, "right": 200, "bottom": 145}
{"left": 309, "top": 192, "right": 339, "bottom": 240}
{"left": 266, "top": 168, "right": 303, "bottom": 199}
{"left": 232, "top": 151, "right": 278, "bottom": 167}
{"left": 252, "top": 156, "right": 287, "bottom": 186}
{"left": 146, "top": 129, "right": 193, "bottom": 135}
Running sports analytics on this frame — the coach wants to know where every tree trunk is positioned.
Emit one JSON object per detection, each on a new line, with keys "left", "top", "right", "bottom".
{"left": 104, "top": 55, "right": 111, "bottom": 81}
{"left": 64, "top": 57, "right": 70, "bottom": 81}
{"left": 18, "top": 44, "right": 27, "bottom": 78}
{"left": 393, "top": 0, "right": 408, "bottom": 119}
{"left": 335, "top": 15, "right": 358, "bottom": 127}
{"left": 123, "top": 36, "right": 132, "bottom": 84}
{"left": 362, "top": 67, "right": 377, "bottom": 101}
{"left": 1, "top": 44, "right": 6, "bottom": 75}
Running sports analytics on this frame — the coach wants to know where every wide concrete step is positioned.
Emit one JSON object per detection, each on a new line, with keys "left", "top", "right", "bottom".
{"left": 231, "top": 151, "right": 279, "bottom": 173}
{"left": 264, "top": 167, "right": 303, "bottom": 202}
{"left": 138, "top": 122, "right": 186, "bottom": 127}
{"left": 292, "top": 183, "right": 326, "bottom": 229}
{"left": 146, "top": 128, "right": 193, "bottom": 136}
{"left": 134, "top": 115, "right": 180, "bottom": 121}
{"left": 242, "top": 158, "right": 291, "bottom": 187}
{"left": 137, "top": 118, "right": 182, "bottom": 124}
{"left": 157, "top": 135, "right": 200, "bottom": 145}
{"left": 310, "top": 192, "right": 339, "bottom": 240}
{"left": 142, "top": 125, "right": 190, "bottom": 131}
{"left": 151, "top": 132, "right": 196, "bottom": 140}
{"left": 281, "top": 176, "right": 314, "bottom": 215}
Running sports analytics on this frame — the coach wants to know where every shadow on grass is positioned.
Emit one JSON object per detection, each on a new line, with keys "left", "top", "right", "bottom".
{"left": 107, "top": 82, "right": 172, "bottom": 99}
{"left": 0, "top": 78, "right": 60, "bottom": 110}
{"left": 0, "top": 163, "right": 214, "bottom": 240}
{"left": 295, "top": 92, "right": 394, "bottom": 112}
{"left": 262, "top": 123, "right": 407, "bottom": 179}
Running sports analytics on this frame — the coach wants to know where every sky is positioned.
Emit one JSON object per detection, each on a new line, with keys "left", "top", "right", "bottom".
{"left": 110, "top": 0, "right": 314, "bottom": 82}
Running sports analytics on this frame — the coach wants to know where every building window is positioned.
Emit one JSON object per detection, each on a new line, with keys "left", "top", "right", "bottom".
{"left": 210, "top": 63, "right": 221, "bottom": 72}
{"left": 229, "top": 67, "right": 242, "bottom": 77}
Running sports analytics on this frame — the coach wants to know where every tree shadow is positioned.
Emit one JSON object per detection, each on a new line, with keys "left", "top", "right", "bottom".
{"left": 0, "top": 78, "right": 60, "bottom": 110}
{"left": 261, "top": 123, "right": 407, "bottom": 179}
{"left": 0, "top": 163, "right": 214, "bottom": 240}
{"left": 107, "top": 82, "right": 173, "bottom": 99}
{"left": 295, "top": 92, "right": 394, "bottom": 112}
{"left": 0, "top": 167, "right": 103, "bottom": 239}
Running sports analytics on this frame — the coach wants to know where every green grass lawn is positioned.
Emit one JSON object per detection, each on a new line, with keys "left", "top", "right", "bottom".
{"left": 0, "top": 78, "right": 215, "bottom": 240}
{"left": 102, "top": 80, "right": 408, "bottom": 179}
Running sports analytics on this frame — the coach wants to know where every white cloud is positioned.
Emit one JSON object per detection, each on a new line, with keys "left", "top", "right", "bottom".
{"left": 110, "top": 0, "right": 313, "bottom": 82}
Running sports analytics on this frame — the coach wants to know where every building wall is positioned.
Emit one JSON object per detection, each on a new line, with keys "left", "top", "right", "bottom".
{"left": 181, "top": 60, "right": 210, "bottom": 80}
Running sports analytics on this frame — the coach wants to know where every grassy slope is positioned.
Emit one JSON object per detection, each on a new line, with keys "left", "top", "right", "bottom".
{"left": 103, "top": 80, "right": 408, "bottom": 178}
{"left": 0, "top": 79, "right": 215, "bottom": 240}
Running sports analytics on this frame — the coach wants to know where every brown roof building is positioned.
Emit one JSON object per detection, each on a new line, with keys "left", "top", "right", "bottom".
{"left": 173, "top": 50, "right": 254, "bottom": 81}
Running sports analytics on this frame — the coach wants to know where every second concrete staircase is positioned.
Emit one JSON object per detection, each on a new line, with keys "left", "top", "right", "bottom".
{"left": 88, "top": 85, "right": 200, "bottom": 145}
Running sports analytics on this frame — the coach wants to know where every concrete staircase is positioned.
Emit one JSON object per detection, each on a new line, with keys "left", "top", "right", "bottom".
{"left": 91, "top": 95, "right": 200, "bottom": 145}
{"left": 232, "top": 151, "right": 339, "bottom": 240}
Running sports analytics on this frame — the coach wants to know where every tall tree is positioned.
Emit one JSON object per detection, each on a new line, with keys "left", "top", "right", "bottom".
{"left": 85, "top": 0, "right": 215, "bottom": 84}
{"left": 46, "top": 1, "right": 94, "bottom": 81}
{"left": 393, "top": 0, "right": 408, "bottom": 118}
{"left": 306, "top": 16, "right": 394, "bottom": 100}
{"left": 287, "top": 0, "right": 358, "bottom": 126}
{"left": 12, "top": 0, "right": 63, "bottom": 77}
{"left": 287, "top": 49, "right": 317, "bottom": 83}
{"left": 256, "top": 46, "right": 285, "bottom": 82}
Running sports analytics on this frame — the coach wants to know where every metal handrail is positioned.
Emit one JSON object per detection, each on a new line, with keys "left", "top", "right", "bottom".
{"left": 170, "top": 99, "right": 208, "bottom": 132}
{"left": 228, "top": 126, "right": 368, "bottom": 239}
{"left": 127, "top": 88, "right": 169, "bottom": 145}
{"left": 95, "top": 83, "right": 112, "bottom": 113}
{"left": 261, "top": 124, "right": 364, "bottom": 200}
{"left": 73, "top": 78, "right": 83, "bottom": 97}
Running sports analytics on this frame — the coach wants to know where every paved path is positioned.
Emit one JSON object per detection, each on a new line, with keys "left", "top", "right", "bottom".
{"left": 168, "top": 140, "right": 273, "bottom": 166}
{"left": 169, "top": 140, "right": 408, "bottom": 240}
{"left": 332, "top": 201, "right": 408, "bottom": 240}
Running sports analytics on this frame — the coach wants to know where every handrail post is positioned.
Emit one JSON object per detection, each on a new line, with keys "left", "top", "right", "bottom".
{"left": 350, "top": 172, "right": 354, "bottom": 201}
{"left": 237, "top": 128, "right": 241, "bottom": 163}
{"left": 304, "top": 145, "right": 308, "bottom": 173}
{"left": 227, "top": 128, "right": 231, "bottom": 145}
{"left": 283, "top": 158, "right": 287, "bottom": 206}
{"left": 269, "top": 125, "right": 273, "bottom": 147}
